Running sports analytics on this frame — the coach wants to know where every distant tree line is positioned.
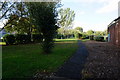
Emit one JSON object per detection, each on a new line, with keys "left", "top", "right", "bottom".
{"left": 0, "top": 1, "right": 108, "bottom": 53}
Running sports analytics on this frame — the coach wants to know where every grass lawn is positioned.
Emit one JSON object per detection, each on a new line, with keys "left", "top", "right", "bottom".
{"left": 81, "top": 39, "right": 90, "bottom": 42}
{"left": 55, "top": 39, "right": 90, "bottom": 42}
{"left": 2, "top": 39, "right": 78, "bottom": 78}
{"left": 0, "top": 42, "right": 6, "bottom": 45}
{"left": 55, "top": 38, "right": 78, "bottom": 42}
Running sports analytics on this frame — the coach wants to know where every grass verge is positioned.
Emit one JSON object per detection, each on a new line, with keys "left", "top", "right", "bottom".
{"left": 0, "top": 42, "right": 6, "bottom": 45}
{"left": 81, "top": 39, "right": 90, "bottom": 42}
{"left": 2, "top": 39, "right": 78, "bottom": 78}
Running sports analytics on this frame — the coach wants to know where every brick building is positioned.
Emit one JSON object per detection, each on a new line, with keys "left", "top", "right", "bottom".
{"left": 108, "top": 17, "right": 120, "bottom": 46}
{"left": 107, "top": 1, "right": 120, "bottom": 46}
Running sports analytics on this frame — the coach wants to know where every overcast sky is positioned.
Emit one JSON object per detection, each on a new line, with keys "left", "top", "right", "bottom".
{"left": 61, "top": 0, "right": 119, "bottom": 32}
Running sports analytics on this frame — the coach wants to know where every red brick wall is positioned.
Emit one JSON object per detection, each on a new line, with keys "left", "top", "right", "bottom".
{"left": 118, "top": 20, "right": 120, "bottom": 46}
{"left": 108, "top": 21, "right": 120, "bottom": 46}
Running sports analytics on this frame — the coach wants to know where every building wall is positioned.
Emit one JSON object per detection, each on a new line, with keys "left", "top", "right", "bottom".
{"left": 118, "top": 20, "right": 120, "bottom": 46}
{"left": 108, "top": 20, "right": 120, "bottom": 46}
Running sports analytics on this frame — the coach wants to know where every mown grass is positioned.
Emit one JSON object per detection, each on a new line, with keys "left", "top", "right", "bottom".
{"left": 81, "top": 39, "right": 90, "bottom": 42}
{"left": 2, "top": 39, "right": 78, "bottom": 78}
{"left": 0, "top": 42, "right": 6, "bottom": 45}
{"left": 55, "top": 38, "right": 78, "bottom": 42}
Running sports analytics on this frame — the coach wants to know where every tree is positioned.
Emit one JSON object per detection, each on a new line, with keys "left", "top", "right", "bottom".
{"left": 69, "top": 27, "right": 83, "bottom": 39}
{"left": 4, "top": 2, "right": 34, "bottom": 34}
{"left": 94, "top": 30, "right": 107, "bottom": 36}
{"left": 58, "top": 8, "right": 75, "bottom": 35}
{"left": 0, "top": 1, "right": 18, "bottom": 31}
{"left": 94, "top": 31, "right": 103, "bottom": 36}
{"left": 75, "top": 27, "right": 83, "bottom": 33}
{"left": 103, "top": 30, "right": 107, "bottom": 36}
{"left": 27, "top": 2, "right": 60, "bottom": 54}
{"left": 86, "top": 30, "right": 94, "bottom": 35}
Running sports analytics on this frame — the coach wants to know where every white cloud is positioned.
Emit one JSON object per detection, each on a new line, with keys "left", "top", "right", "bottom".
{"left": 62, "top": 0, "right": 112, "bottom": 3}
{"left": 79, "top": 11, "right": 85, "bottom": 15}
{"left": 75, "top": 10, "right": 85, "bottom": 16}
{"left": 73, "top": 21, "right": 108, "bottom": 32}
{"left": 62, "top": 0, "right": 119, "bottom": 14}
{"left": 62, "top": 0, "right": 98, "bottom": 3}
{"left": 96, "top": 0, "right": 119, "bottom": 14}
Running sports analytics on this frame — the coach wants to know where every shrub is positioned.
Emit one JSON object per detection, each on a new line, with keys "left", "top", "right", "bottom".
{"left": 56, "top": 34, "right": 66, "bottom": 39}
{"left": 56, "top": 34, "right": 62, "bottom": 39}
{"left": 15, "top": 34, "right": 31, "bottom": 44}
{"left": 89, "top": 35, "right": 94, "bottom": 40}
{"left": 3, "top": 34, "right": 15, "bottom": 45}
{"left": 74, "top": 33, "right": 82, "bottom": 39}
{"left": 32, "top": 34, "right": 43, "bottom": 43}
{"left": 0, "top": 39, "right": 3, "bottom": 42}
{"left": 94, "top": 36, "right": 104, "bottom": 41}
{"left": 67, "top": 34, "right": 74, "bottom": 38}
{"left": 81, "top": 35, "right": 89, "bottom": 39}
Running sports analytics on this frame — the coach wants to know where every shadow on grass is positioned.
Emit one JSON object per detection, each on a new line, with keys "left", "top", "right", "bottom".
{"left": 2, "top": 41, "right": 78, "bottom": 78}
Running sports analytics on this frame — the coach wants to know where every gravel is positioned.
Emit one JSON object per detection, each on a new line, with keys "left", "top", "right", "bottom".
{"left": 82, "top": 41, "right": 120, "bottom": 79}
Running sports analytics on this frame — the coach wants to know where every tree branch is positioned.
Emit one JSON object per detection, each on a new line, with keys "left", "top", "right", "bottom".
{"left": 0, "top": 2, "right": 15, "bottom": 20}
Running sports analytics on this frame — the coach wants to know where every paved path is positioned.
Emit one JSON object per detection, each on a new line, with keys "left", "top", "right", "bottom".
{"left": 54, "top": 40, "right": 89, "bottom": 79}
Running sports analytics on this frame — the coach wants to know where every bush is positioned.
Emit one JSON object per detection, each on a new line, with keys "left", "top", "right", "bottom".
{"left": 81, "top": 34, "right": 89, "bottom": 39}
{"left": 0, "top": 39, "right": 3, "bottom": 42}
{"left": 74, "top": 33, "right": 82, "bottom": 39}
{"left": 56, "top": 34, "right": 62, "bottom": 39}
{"left": 56, "top": 34, "right": 66, "bottom": 39}
{"left": 89, "top": 35, "right": 94, "bottom": 40}
{"left": 15, "top": 34, "right": 31, "bottom": 44}
{"left": 32, "top": 34, "right": 43, "bottom": 43}
{"left": 94, "top": 36, "right": 104, "bottom": 41}
{"left": 3, "top": 34, "right": 15, "bottom": 45}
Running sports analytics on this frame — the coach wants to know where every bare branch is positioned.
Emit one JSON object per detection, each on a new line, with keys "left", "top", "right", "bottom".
{"left": 0, "top": 2, "right": 15, "bottom": 20}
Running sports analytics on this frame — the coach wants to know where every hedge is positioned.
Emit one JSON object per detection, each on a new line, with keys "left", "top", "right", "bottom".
{"left": 32, "top": 34, "right": 43, "bottom": 43}
{"left": 74, "top": 33, "right": 82, "bottom": 39}
{"left": 89, "top": 35, "right": 94, "bottom": 40}
{"left": 3, "top": 34, "right": 15, "bottom": 45}
{"left": 15, "top": 34, "right": 31, "bottom": 44}
{"left": 94, "top": 36, "right": 104, "bottom": 41}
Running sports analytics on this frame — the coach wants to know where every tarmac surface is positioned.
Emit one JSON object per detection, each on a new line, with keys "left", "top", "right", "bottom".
{"left": 55, "top": 41, "right": 89, "bottom": 79}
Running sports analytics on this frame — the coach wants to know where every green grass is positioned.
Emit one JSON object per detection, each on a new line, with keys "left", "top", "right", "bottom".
{"left": 81, "top": 39, "right": 90, "bottom": 42}
{"left": 0, "top": 42, "right": 6, "bottom": 45}
{"left": 55, "top": 38, "right": 78, "bottom": 42}
{"left": 2, "top": 39, "right": 78, "bottom": 78}
{"left": 55, "top": 39, "right": 90, "bottom": 42}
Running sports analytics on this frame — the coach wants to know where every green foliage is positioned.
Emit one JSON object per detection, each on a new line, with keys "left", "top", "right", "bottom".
{"left": 81, "top": 34, "right": 89, "bottom": 39}
{"left": 75, "top": 27, "right": 83, "bottom": 33}
{"left": 27, "top": 2, "right": 60, "bottom": 54}
{"left": 74, "top": 33, "right": 82, "bottom": 39}
{"left": 94, "top": 30, "right": 107, "bottom": 36}
{"left": 3, "top": 34, "right": 15, "bottom": 45}
{"left": 32, "top": 34, "right": 43, "bottom": 43}
{"left": 0, "top": 39, "right": 3, "bottom": 42}
{"left": 56, "top": 34, "right": 63, "bottom": 39}
{"left": 4, "top": 2, "right": 34, "bottom": 35}
{"left": 86, "top": 30, "right": 94, "bottom": 35}
{"left": 58, "top": 8, "right": 75, "bottom": 35}
{"left": 15, "top": 34, "right": 31, "bottom": 44}
{"left": 89, "top": 35, "right": 94, "bottom": 40}
{"left": 94, "top": 36, "right": 104, "bottom": 41}
{"left": 59, "top": 8, "right": 75, "bottom": 28}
